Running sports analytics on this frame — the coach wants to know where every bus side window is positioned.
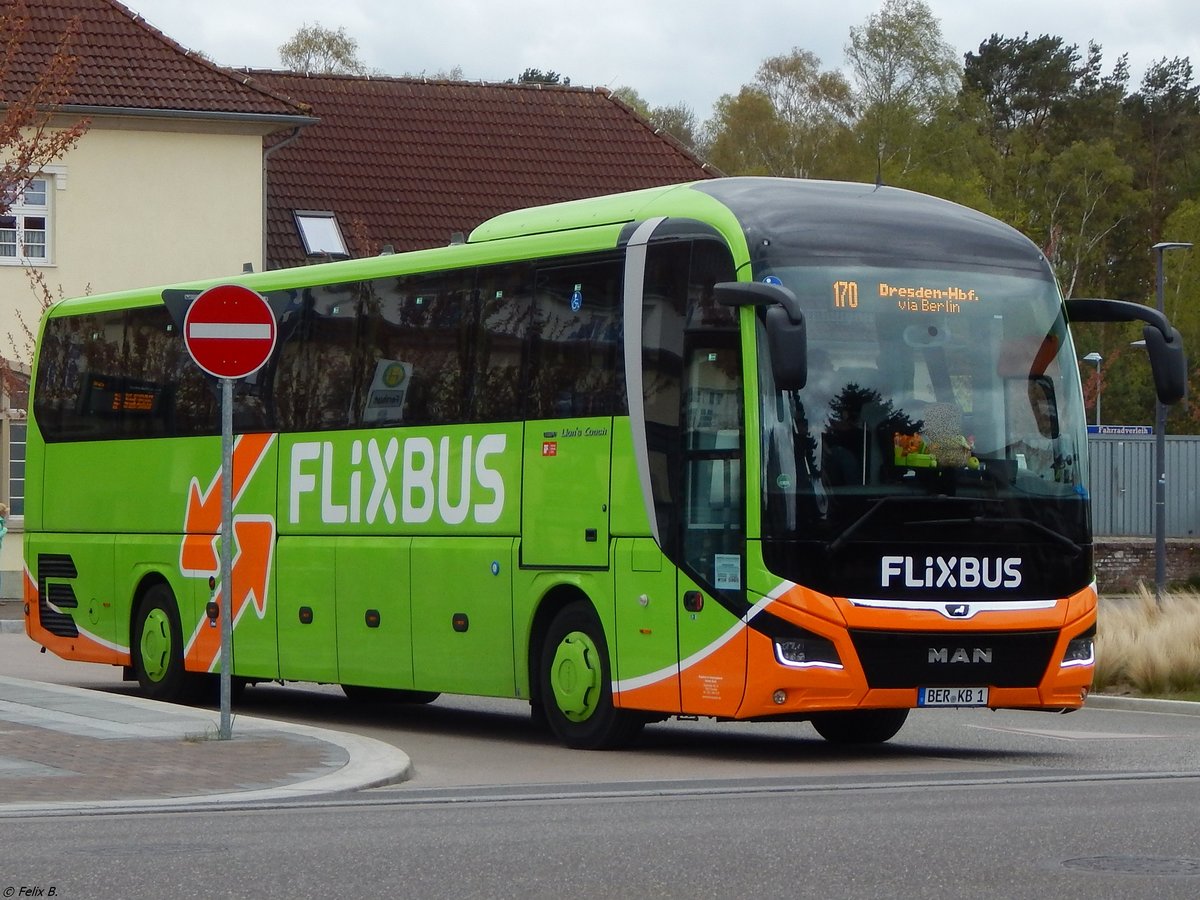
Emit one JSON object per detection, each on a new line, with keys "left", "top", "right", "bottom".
{"left": 527, "top": 258, "right": 624, "bottom": 419}
{"left": 274, "top": 285, "right": 361, "bottom": 431}
{"left": 34, "top": 310, "right": 127, "bottom": 440}
{"left": 32, "top": 314, "right": 92, "bottom": 439}
{"left": 473, "top": 263, "right": 532, "bottom": 423}
{"left": 358, "top": 270, "right": 473, "bottom": 427}
{"left": 684, "top": 345, "right": 743, "bottom": 525}
{"left": 124, "top": 306, "right": 218, "bottom": 437}
{"left": 357, "top": 278, "right": 415, "bottom": 426}
{"left": 679, "top": 240, "right": 742, "bottom": 590}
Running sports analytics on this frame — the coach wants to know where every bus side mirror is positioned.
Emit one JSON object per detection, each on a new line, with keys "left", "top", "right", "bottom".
{"left": 1142, "top": 323, "right": 1187, "bottom": 404}
{"left": 714, "top": 281, "right": 808, "bottom": 392}
{"left": 766, "top": 305, "right": 807, "bottom": 391}
{"left": 1067, "top": 298, "right": 1188, "bottom": 404}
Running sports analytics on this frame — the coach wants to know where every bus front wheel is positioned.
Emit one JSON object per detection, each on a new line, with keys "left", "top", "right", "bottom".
{"left": 809, "top": 708, "right": 909, "bottom": 744}
{"left": 538, "top": 601, "right": 642, "bottom": 750}
{"left": 132, "top": 583, "right": 199, "bottom": 702}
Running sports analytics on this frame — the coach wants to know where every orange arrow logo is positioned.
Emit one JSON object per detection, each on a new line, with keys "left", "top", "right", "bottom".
{"left": 180, "top": 432, "right": 274, "bottom": 576}
{"left": 180, "top": 434, "right": 276, "bottom": 673}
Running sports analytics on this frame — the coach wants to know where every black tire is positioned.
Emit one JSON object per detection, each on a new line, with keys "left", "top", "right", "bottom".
{"left": 131, "top": 583, "right": 202, "bottom": 702}
{"left": 538, "top": 601, "right": 643, "bottom": 750}
{"left": 342, "top": 684, "right": 440, "bottom": 705}
{"left": 810, "top": 708, "right": 909, "bottom": 744}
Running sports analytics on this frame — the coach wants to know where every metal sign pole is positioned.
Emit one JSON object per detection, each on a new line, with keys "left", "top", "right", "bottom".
{"left": 182, "top": 283, "right": 277, "bottom": 741}
{"left": 219, "top": 376, "right": 234, "bottom": 739}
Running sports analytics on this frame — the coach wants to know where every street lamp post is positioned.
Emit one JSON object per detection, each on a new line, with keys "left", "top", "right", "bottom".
{"left": 1151, "top": 241, "right": 1193, "bottom": 601}
{"left": 1083, "top": 352, "right": 1102, "bottom": 427}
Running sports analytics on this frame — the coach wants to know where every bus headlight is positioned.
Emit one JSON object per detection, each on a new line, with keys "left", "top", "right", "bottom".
{"left": 1061, "top": 626, "right": 1095, "bottom": 668}
{"left": 774, "top": 631, "right": 842, "bottom": 669}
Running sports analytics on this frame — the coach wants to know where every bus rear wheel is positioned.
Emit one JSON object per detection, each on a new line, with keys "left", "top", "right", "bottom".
{"left": 538, "top": 601, "right": 642, "bottom": 750}
{"left": 132, "top": 583, "right": 200, "bottom": 702}
{"left": 809, "top": 708, "right": 909, "bottom": 744}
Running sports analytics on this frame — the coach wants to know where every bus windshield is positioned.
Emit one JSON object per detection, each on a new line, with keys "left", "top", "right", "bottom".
{"left": 756, "top": 260, "right": 1091, "bottom": 597}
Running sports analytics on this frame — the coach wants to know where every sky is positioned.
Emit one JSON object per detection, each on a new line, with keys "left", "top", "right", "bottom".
{"left": 125, "top": 0, "right": 1200, "bottom": 119}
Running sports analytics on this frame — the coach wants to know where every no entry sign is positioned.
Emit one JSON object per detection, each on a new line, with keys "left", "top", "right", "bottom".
{"left": 184, "top": 284, "right": 277, "bottom": 379}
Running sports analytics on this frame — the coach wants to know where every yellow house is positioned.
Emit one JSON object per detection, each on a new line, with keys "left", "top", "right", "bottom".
{"left": 0, "top": 2, "right": 713, "bottom": 595}
{"left": 2, "top": 0, "right": 314, "bottom": 330}
{"left": 0, "top": 0, "right": 313, "bottom": 589}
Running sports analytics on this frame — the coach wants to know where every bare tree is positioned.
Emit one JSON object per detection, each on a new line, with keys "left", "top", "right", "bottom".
{"left": 845, "top": 0, "right": 958, "bottom": 176}
{"left": 1, "top": 1, "right": 90, "bottom": 212}
{"left": 1, "top": 0, "right": 90, "bottom": 392}
{"left": 279, "top": 23, "right": 367, "bottom": 75}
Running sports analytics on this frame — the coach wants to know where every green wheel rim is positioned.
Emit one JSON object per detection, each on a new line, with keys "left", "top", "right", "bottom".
{"left": 140, "top": 608, "right": 172, "bottom": 683}
{"left": 549, "top": 630, "right": 602, "bottom": 723}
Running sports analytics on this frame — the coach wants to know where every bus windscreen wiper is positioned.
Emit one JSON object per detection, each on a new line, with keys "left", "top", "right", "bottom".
{"left": 826, "top": 496, "right": 991, "bottom": 556}
{"left": 908, "top": 515, "right": 1082, "bottom": 557}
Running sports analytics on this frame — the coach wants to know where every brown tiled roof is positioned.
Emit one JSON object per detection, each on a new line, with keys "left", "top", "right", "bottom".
{"left": 243, "top": 72, "right": 717, "bottom": 268}
{"left": 1, "top": 0, "right": 307, "bottom": 119}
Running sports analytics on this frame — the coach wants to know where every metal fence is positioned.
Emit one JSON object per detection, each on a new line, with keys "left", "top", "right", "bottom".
{"left": 1088, "top": 435, "right": 1200, "bottom": 537}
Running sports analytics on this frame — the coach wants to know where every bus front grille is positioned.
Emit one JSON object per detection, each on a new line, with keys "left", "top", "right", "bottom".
{"left": 849, "top": 629, "right": 1059, "bottom": 689}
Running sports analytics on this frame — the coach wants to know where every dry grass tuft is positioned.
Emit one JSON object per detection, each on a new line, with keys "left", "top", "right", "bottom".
{"left": 1095, "top": 587, "right": 1200, "bottom": 695}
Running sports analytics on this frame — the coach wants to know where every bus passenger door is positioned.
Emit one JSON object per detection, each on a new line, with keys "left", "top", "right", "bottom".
{"left": 612, "top": 536, "right": 680, "bottom": 713}
{"left": 676, "top": 335, "right": 748, "bottom": 717}
{"left": 628, "top": 234, "right": 747, "bottom": 717}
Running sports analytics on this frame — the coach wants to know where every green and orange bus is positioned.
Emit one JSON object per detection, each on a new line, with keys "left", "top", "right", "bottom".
{"left": 22, "top": 177, "right": 1186, "bottom": 748}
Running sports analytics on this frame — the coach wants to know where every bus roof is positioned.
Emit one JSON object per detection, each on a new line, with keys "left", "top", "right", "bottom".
{"left": 470, "top": 177, "right": 1049, "bottom": 276}
{"left": 467, "top": 182, "right": 702, "bottom": 242}
{"left": 692, "top": 178, "right": 1048, "bottom": 274}
{"left": 45, "top": 177, "right": 1050, "bottom": 320}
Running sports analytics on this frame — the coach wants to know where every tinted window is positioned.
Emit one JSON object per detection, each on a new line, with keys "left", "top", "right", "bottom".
{"left": 34, "top": 310, "right": 125, "bottom": 439}
{"left": 640, "top": 239, "right": 739, "bottom": 566}
{"left": 36, "top": 252, "right": 628, "bottom": 441}
{"left": 124, "top": 306, "right": 219, "bottom": 437}
{"left": 34, "top": 308, "right": 220, "bottom": 440}
{"left": 363, "top": 269, "right": 474, "bottom": 426}
{"left": 527, "top": 257, "right": 624, "bottom": 419}
{"left": 473, "top": 263, "right": 532, "bottom": 422}
{"left": 274, "top": 281, "right": 368, "bottom": 432}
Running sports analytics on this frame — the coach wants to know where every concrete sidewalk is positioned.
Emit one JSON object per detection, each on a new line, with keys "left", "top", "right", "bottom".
{"left": 0, "top": 599, "right": 23, "bottom": 634}
{"left": 0, "top": 675, "right": 412, "bottom": 816}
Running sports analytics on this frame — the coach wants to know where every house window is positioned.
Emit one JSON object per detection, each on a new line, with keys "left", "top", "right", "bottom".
{"left": 1, "top": 177, "right": 51, "bottom": 264}
{"left": 294, "top": 210, "right": 349, "bottom": 258}
{"left": 8, "top": 421, "right": 25, "bottom": 516}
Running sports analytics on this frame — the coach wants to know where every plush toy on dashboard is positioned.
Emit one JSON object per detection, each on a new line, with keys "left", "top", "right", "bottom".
{"left": 894, "top": 404, "right": 980, "bottom": 470}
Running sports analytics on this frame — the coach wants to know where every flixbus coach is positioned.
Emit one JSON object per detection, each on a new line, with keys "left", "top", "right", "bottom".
{"left": 23, "top": 178, "right": 1186, "bottom": 748}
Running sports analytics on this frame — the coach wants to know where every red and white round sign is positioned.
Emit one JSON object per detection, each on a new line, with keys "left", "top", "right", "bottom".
{"left": 183, "top": 284, "right": 277, "bottom": 379}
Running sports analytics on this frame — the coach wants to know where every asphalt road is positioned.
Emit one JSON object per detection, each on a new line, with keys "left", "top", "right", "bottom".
{"left": 7, "top": 632, "right": 1200, "bottom": 788}
{"left": 5, "top": 632, "right": 1200, "bottom": 898}
{"left": 5, "top": 769, "right": 1200, "bottom": 899}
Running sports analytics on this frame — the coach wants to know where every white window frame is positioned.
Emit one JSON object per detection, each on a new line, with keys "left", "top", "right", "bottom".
{"left": 0, "top": 174, "right": 56, "bottom": 266}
